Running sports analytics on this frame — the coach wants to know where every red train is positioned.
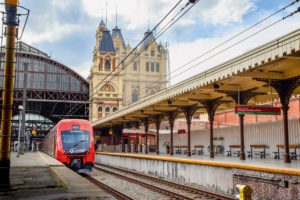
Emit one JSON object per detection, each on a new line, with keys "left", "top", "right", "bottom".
{"left": 41, "top": 119, "right": 95, "bottom": 173}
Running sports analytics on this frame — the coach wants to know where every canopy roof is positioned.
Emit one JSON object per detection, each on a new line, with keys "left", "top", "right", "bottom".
{"left": 93, "top": 28, "right": 300, "bottom": 128}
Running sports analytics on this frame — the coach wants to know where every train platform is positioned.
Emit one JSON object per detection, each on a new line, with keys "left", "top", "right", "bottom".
{"left": 97, "top": 152, "right": 300, "bottom": 175}
{"left": 96, "top": 152, "right": 300, "bottom": 200}
{"left": 0, "top": 151, "right": 114, "bottom": 200}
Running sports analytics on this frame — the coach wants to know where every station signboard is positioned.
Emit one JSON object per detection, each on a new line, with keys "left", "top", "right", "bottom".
{"left": 235, "top": 105, "right": 281, "bottom": 115}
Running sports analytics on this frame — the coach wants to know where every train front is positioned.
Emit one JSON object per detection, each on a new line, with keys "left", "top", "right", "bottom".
{"left": 57, "top": 120, "right": 95, "bottom": 173}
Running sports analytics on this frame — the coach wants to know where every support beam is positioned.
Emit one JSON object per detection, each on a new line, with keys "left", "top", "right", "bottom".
{"left": 124, "top": 122, "right": 134, "bottom": 153}
{"left": 134, "top": 121, "right": 140, "bottom": 153}
{"left": 255, "top": 77, "right": 300, "bottom": 163}
{"left": 181, "top": 105, "right": 199, "bottom": 157}
{"left": 154, "top": 115, "right": 163, "bottom": 154}
{"left": 198, "top": 99, "right": 226, "bottom": 158}
{"left": 141, "top": 118, "right": 150, "bottom": 154}
{"left": 165, "top": 110, "right": 179, "bottom": 155}
{"left": 119, "top": 123, "right": 125, "bottom": 153}
{"left": 219, "top": 88, "right": 265, "bottom": 160}
{"left": 0, "top": 0, "right": 18, "bottom": 191}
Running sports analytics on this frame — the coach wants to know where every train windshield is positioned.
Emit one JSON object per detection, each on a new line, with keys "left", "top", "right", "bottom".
{"left": 61, "top": 130, "right": 90, "bottom": 153}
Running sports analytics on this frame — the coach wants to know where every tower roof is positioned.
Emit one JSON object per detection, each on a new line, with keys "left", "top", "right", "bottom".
{"left": 143, "top": 29, "right": 155, "bottom": 48}
{"left": 99, "top": 20, "right": 106, "bottom": 28}
{"left": 99, "top": 29, "right": 116, "bottom": 53}
{"left": 112, "top": 26, "right": 126, "bottom": 49}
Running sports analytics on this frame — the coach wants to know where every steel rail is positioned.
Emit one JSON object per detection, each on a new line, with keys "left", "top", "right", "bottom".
{"left": 82, "top": 174, "right": 134, "bottom": 200}
{"left": 96, "top": 164, "right": 234, "bottom": 200}
{"left": 93, "top": 166, "right": 194, "bottom": 200}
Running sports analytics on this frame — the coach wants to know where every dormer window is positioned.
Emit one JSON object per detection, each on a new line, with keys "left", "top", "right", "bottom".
{"left": 151, "top": 50, "right": 155, "bottom": 57}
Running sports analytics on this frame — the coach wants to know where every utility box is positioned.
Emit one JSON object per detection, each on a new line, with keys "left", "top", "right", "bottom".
{"left": 235, "top": 184, "right": 253, "bottom": 200}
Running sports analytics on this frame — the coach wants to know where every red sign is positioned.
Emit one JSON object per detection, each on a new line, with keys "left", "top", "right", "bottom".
{"left": 235, "top": 105, "right": 281, "bottom": 115}
{"left": 178, "top": 129, "right": 186, "bottom": 134}
{"left": 123, "top": 133, "right": 143, "bottom": 137}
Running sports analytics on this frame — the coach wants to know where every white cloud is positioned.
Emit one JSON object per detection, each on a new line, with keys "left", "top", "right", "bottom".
{"left": 81, "top": 0, "right": 171, "bottom": 30}
{"left": 198, "top": 0, "right": 254, "bottom": 25}
{"left": 169, "top": 13, "right": 300, "bottom": 84}
{"left": 23, "top": 22, "right": 81, "bottom": 44}
{"left": 72, "top": 60, "right": 92, "bottom": 79}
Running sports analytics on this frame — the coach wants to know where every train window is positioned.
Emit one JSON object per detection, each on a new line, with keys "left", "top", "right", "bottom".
{"left": 61, "top": 130, "right": 90, "bottom": 152}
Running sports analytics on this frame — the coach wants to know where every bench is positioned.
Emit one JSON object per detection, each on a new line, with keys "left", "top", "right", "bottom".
{"left": 247, "top": 144, "right": 267, "bottom": 158}
{"left": 227, "top": 145, "right": 241, "bottom": 157}
{"left": 191, "top": 145, "right": 204, "bottom": 155}
{"left": 273, "top": 144, "right": 298, "bottom": 160}
{"left": 174, "top": 145, "right": 188, "bottom": 154}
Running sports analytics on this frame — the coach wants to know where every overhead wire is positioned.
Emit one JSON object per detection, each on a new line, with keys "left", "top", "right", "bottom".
{"left": 88, "top": 0, "right": 185, "bottom": 98}
{"left": 116, "top": 0, "right": 300, "bottom": 106}
{"left": 67, "top": 0, "right": 195, "bottom": 117}
{"left": 73, "top": 1, "right": 300, "bottom": 117}
{"left": 89, "top": 0, "right": 198, "bottom": 99}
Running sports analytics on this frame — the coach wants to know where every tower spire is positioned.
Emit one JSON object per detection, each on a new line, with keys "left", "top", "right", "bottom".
{"left": 147, "top": 8, "right": 150, "bottom": 30}
{"left": 115, "top": 2, "right": 118, "bottom": 27}
{"left": 106, "top": 0, "right": 108, "bottom": 29}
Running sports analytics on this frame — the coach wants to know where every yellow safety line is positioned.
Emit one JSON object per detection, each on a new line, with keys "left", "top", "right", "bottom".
{"left": 96, "top": 152, "right": 300, "bottom": 176}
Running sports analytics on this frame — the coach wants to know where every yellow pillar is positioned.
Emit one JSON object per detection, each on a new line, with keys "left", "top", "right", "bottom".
{"left": 236, "top": 184, "right": 253, "bottom": 200}
{"left": 0, "top": 0, "right": 19, "bottom": 190}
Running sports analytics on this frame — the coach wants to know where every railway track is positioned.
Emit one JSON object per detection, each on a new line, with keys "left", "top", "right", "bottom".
{"left": 82, "top": 174, "right": 134, "bottom": 200}
{"left": 94, "top": 164, "right": 234, "bottom": 200}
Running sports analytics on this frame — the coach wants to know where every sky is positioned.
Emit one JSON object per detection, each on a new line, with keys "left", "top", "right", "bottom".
{"left": 1, "top": 0, "right": 300, "bottom": 84}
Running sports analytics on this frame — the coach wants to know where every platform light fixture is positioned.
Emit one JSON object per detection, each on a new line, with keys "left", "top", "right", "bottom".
{"left": 16, "top": 105, "right": 23, "bottom": 157}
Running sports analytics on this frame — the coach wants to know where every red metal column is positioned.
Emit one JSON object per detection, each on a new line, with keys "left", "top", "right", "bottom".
{"left": 135, "top": 121, "right": 140, "bottom": 153}
{"left": 219, "top": 88, "right": 263, "bottom": 160}
{"left": 254, "top": 77, "right": 300, "bottom": 163}
{"left": 142, "top": 118, "right": 150, "bottom": 154}
{"left": 198, "top": 99, "right": 225, "bottom": 159}
{"left": 166, "top": 111, "right": 178, "bottom": 156}
{"left": 282, "top": 106, "right": 290, "bottom": 163}
{"left": 239, "top": 114, "right": 246, "bottom": 160}
{"left": 154, "top": 115, "right": 163, "bottom": 155}
{"left": 181, "top": 106, "right": 198, "bottom": 157}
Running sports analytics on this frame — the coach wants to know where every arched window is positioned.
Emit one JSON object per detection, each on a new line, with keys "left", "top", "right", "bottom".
{"left": 105, "top": 59, "right": 111, "bottom": 71}
{"left": 132, "top": 89, "right": 139, "bottom": 103}
{"left": 113, "top": 107, "right": 118, "bottom": 112}
{"left": 98, "top": 106, "right": 103, "bottom": 113}
{"left": 100, "top": 84, "right": 115, "bottom": 92}
{"left": 105, "top": 107, "right": 110, "bottom": 113}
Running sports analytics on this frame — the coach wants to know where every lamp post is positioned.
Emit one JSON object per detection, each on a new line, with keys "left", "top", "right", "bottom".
{"left": 16, "top": 105, "right": 23, "bottom": 157}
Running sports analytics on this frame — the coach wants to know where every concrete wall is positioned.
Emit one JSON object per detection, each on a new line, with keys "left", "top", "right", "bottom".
{"left": 96, "top": 154, "right": 234, "bottom": 194}
{"left": 158, "top": 119, "right": 300, "bottom": 155}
